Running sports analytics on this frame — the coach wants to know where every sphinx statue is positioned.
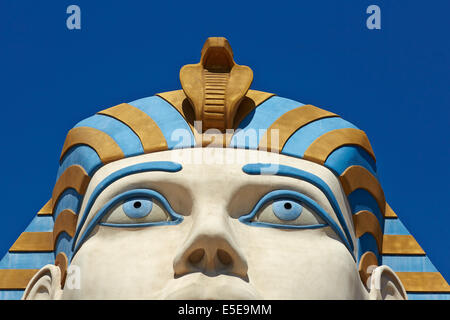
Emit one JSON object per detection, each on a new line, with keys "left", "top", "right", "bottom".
{"left": 1, "top": 37, "right": 448, "bottom": 300}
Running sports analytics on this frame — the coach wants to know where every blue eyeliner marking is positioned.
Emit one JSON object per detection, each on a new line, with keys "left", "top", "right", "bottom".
{"left": 74, "top": 189, "right": 183, "bottom": 255}
{"left": 239, "top": 190, "right": 353, "bottom": 256}
{"left": 242, "top": 163, "right": 355, "bottom": 254}
{"left": 71, "top": 161, "right": 182, "bottom": 252}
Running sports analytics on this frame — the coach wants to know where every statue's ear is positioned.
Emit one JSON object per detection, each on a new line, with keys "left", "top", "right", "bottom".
{"left": 22, "top": 265, "right": 63, "bottom": 300}
{"left": 368, "top": 265, "right": 408, "bottom": 300}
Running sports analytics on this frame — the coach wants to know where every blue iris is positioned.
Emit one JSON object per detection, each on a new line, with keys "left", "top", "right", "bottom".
{"left": 122, "top": 198, "right": 153, "bottom": 219}
{"left": 272, "top": 200, "right": 303, "bottom": 221}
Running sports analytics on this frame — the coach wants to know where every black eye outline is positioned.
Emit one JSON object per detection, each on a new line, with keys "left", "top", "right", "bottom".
{"left": 74, "top": 189, "right": 183, "bottom": 253}
{"left": 238, "top": 190, "right": 353, "bottom": 252}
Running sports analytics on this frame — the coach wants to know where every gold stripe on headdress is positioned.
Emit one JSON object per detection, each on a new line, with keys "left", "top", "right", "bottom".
{"left": 98, "top": 103, "right": 168, "bottom": 153}
{"left": 352, "top": 210, "right": 383, "bottom": 252}
{"left": 396, "top": 272, "right": 450, "bottom": 292}
{"left": 384, "top": 202, "right": 398, "bottom": 218}
{"left": 53, "top": 209, "right": 78, "bottom": 248}
{"left": 258, "top": 105, "right": 338, "bottom": 152}
{"left": 52, "top": 165, "right": 90, "bottom": 212}
{"left": 0, "top": 269, "right": 39, "bottom": 289}
{"left": 382, "top": 235, "right": 425, "bottom": 255}
{"left": 304, "top": 128, "right": 376, "bottom": 164}
{"left": 60, "top": 126, "right": 124, "bottom": 164}
{"left": 9, "top": 232, "right": 54, "bottom": 252}
{"left": 339, "top": 165, "right": 386, "bottom": 215}
{"left": 37, "top": 199, "right": 53, "bottom": 216}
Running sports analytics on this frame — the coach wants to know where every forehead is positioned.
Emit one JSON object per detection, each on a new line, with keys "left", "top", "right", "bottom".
{"left": 88, "top": 148, "right": 343, "bottom": 188}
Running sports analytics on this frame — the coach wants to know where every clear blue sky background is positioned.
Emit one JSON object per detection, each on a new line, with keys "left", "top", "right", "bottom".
{"left": 0, "top": 1, "right": 449, "bottom": 280}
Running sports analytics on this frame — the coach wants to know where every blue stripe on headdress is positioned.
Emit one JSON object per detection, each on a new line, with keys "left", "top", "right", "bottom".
{"left": 231, "top": 96, "right": 302, "bottom": 149}
{"left": 57, "top": 145, "right": 102, "bottom": 180}
{"left": 75, "top": 114, "right": 144, "bottom": 157}
{"left": 325, "top": 146, "right": 377, "bottom": 177}
{"left": 358, "top": 233, "right": 380, "bottom": 262}
{"left": 384, "top": 219, "right": 410, "bottom": 235}
{"left": 24, "top": 216, "right": 54, "bottom": 232}
{"left": 55, "top": 232, "right": 74, "bottom": 261}
{"left": 128, "top": 96, "right": 195, "bottom": 149}
{"left": 53, "top": 189, "right": 82, "bottom": 220}
{"left": 281, "top": 117, "right": 357, "bottom": 158}
{"left": 0, "top": 252, "right": 55, "bottom": 269}
{"left": 382, "top": 256, "right": 437, "bottom": 272}
{"left": 347, "top": 189, "right": 384, "bottom": 228}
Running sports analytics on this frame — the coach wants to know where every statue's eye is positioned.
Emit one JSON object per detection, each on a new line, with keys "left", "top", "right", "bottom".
{"left": 252, "top": 198, "right": 326, "bottom": 228}
{"left": 100, "top": 196, "right": 171, "bottom": 226}
{"left": 74, "top": 189, "right": 183, "bottom": 253}
{"left": 123, "top": 198, "right": 153, "bottom": 219}
{"left": 272, "top": 200, "right": 303, "bottom": 221}
{"left": 239, "top": 191, "right": 331, "bottom": 230}
{"left": 238, "top": 190, "right": 353, "bottom": 256}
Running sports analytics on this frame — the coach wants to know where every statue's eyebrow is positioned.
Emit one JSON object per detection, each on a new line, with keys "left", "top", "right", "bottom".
{"left": 242, "top": 163, "right": 354, "bottom": 253}
{"left": 72, "top": 161, "right": 182, "bottom": 252}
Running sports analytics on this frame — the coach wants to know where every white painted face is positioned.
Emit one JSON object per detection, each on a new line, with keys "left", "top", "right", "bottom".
{"left": 57, "top": 148, "right": 373, "bottom": 299}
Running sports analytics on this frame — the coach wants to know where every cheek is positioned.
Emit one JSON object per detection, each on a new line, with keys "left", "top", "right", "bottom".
{"left": 64, "top": 225, "right": 187, "bottom": 299}
{"left": 234, "top": 223, "right": 366, "bottom": 299}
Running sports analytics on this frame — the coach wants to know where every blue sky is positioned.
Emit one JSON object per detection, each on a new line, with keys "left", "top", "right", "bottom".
{"left": 0, "top": 1, "right": 449, "bottom": 281}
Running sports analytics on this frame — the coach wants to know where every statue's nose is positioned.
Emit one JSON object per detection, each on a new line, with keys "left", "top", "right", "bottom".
{"left": 173, "top": 211, "right": 248, "bottom": 280}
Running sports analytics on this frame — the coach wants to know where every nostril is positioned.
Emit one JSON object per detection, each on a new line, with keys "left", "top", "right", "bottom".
{"left": 188, "top": 248, "right": 205, "bottom": 264}
{"left": 217, "top": 249, "right": 232, "bottom": 266}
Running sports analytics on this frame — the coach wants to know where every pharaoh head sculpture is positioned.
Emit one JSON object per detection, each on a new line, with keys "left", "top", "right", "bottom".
{"left": 22, "top": 37, "right": 407, "bottom": 300}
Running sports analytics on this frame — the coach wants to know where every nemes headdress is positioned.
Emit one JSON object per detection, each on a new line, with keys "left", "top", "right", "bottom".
{"left": 1, "top": 38, "right": 448, "bottom": 299}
